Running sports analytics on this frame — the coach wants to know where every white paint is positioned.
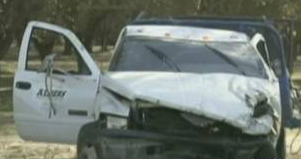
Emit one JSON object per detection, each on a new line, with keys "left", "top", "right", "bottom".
{"left": 14, "top": 21, "right": 100, "bottom": 144}
{"left": 102, "top": 72, "right": 281, "bottom": 135}
{"left": 126, "top": 25, "right": 249, "bottom": 42}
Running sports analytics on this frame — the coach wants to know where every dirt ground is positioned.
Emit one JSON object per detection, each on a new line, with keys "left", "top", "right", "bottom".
{"left": 0, "top": 54, "right": 78, "bottom": 159}
{"left": 0, "top": 112, "right": 76, "bottom": 159}
{"left": 1, "top": 47, "right": 301, "bottom": 159}
{"left": 2, "top": 97, "right": 301, "bottom": 159}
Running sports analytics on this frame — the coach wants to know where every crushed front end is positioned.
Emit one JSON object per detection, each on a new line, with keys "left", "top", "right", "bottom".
{"left": 91, "top": 24, "right": 282, "bottom": 159}
{"left": 94, "top": 107, "right": 273, "bottom": 159}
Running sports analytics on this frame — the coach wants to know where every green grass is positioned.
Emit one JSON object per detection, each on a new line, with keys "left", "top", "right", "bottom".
{"left": 0, "top": 63, "right": 14, "bottom": 112}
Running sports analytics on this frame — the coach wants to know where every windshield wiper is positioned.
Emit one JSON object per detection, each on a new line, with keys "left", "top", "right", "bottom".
{"left": 144, "top": 45, "right": 181, "bottom": 72}
{"left": 204, "top": 44, "right": 247, "bottom": 76}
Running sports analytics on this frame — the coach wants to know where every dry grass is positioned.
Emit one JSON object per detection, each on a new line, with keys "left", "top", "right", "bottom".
{"left": 0, "top": 111, "right": 76, "bottom": 159}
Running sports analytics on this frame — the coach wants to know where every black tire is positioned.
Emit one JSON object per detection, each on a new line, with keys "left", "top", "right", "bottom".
{"left": 276, "top": 127, "right": 286, "bottom": 159}
{"left": 77, "top": 143, "right": 98, "bottom": 159}
{"left": 252, "top": 143, "right": 278, "bottom": 158}
{"left": 77, "top": 122, "right": 98, "bottom": 159}
{"left": 252, "top": 127, "right": 286, "bottom": 159}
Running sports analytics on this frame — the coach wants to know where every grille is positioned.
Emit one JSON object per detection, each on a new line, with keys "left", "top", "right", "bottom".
{"left": 130, "top": 107, "right": 246, "bottom": 137}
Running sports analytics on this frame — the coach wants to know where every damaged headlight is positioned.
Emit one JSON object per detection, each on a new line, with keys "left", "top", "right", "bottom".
{"left": 243, "top": 93, "right": 280, "bottom": 135}
{"left": 99, "top": 113, "right": 128, "bottom": 129}
{"left": 252, "top": 97, "right": 272, "bottom": 118}
{"left": 246, "top": 93, "right": 273, "bottom": 118}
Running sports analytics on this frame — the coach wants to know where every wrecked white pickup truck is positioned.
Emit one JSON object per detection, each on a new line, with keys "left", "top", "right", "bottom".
{"left": 13, "top": 20, "right": 284, "bottom": 159}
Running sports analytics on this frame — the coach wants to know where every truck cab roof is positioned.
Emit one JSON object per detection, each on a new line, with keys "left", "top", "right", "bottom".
{"left": 126, "top": 25, "right": 249, "bottom": 42}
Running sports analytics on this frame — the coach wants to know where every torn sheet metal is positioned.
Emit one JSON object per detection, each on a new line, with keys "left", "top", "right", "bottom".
{"left": 95, "top": 89, "right": 130, "bottom": 118}
{"left": 100, "top": 72, "right": 281, "bottom": 135}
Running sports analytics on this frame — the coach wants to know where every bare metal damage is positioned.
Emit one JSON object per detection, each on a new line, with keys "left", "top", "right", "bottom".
{"left": 97, "top": 71, "right": 281, "bottom": 136}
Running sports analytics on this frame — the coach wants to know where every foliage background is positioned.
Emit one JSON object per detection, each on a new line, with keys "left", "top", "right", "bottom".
{"left": 1, "top": 1, "right": 301, "bottom": 158}
{"left": 0, "top": 0, "right": 300, "bottom": 58}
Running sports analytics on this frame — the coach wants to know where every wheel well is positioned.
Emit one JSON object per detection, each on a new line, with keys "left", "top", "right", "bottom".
{"left": 77, "top": 122, "right": 98, "bottom": 157}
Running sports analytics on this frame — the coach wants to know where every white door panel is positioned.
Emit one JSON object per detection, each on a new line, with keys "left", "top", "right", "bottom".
{"left": 17, "top": 21, "right": 99, "bottom": 74}
{"left": 15, "top": 116, "right": 92, "bottom": 143}
{"left": 13, "top": 21, "right": 101, "bottom": 144}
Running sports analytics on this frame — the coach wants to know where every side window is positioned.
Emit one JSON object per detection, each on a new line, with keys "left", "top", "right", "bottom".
{"left": 26, "top": 28, "right": 91, "bottom": 75}
{"left": 256, "top": 41, "right": 270, "bottom": 66}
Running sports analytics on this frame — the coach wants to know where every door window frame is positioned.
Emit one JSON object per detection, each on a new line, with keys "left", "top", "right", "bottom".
{"left": 18, "top": 21, "right": 100, "bottom": 78}
{"left": 25, "top": 27, "right": 91, "bottom": 75}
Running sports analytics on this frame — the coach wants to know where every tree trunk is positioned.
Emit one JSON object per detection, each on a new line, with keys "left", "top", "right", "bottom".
{"left": 63, "top": 37, "right": 72, "bottom": 55}
{"left": 0, "top": 33, "right": 13, "bottom": 61}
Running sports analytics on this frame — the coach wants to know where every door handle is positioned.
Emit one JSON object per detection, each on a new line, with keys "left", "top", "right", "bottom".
{"left": 16, "top": 81, "right": 31, "bottom": 90}
{"left": 68, "top": 110, "right": 88, "bottom": 116}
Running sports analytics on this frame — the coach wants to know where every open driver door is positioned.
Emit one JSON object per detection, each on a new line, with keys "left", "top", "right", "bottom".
{"left": 13, "top": 21, "right": 101, "bottom": 144}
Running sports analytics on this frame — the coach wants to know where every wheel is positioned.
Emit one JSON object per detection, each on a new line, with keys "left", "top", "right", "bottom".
{"left": 78, "top": 143, "right": 98, "bottom": 159}
{"left": 276, "top": 127, "right": 286, "bottom": 159}
{"left": 251, "top": 127, "right": 286, "bottom": 159}
{"left": 77, "top": 122, "right": 98, "bottom": 159}
{"left": 252, "top": 143, "right": 278, "bottom": 158}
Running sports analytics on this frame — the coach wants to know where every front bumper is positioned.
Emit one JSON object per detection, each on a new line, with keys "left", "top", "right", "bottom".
{"left": 94, "top": 129, "right": 271, "bottom": 159}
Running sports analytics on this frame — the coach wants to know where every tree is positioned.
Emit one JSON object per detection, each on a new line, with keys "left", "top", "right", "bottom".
{"left": 0, "top": 0, "right": 300, "bottom": 60}
{"left": 0, "top": 0, "right": 46, "bottom": 60}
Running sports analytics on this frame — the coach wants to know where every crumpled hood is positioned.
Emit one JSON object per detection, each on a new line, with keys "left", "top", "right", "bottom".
{"left": 102, "top": 72, "right": 281, "bottom": 135}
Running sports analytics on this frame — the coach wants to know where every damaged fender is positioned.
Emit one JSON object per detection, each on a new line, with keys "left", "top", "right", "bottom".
{"left": 95, "top": 72, "right": 281, "bottom": 136}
